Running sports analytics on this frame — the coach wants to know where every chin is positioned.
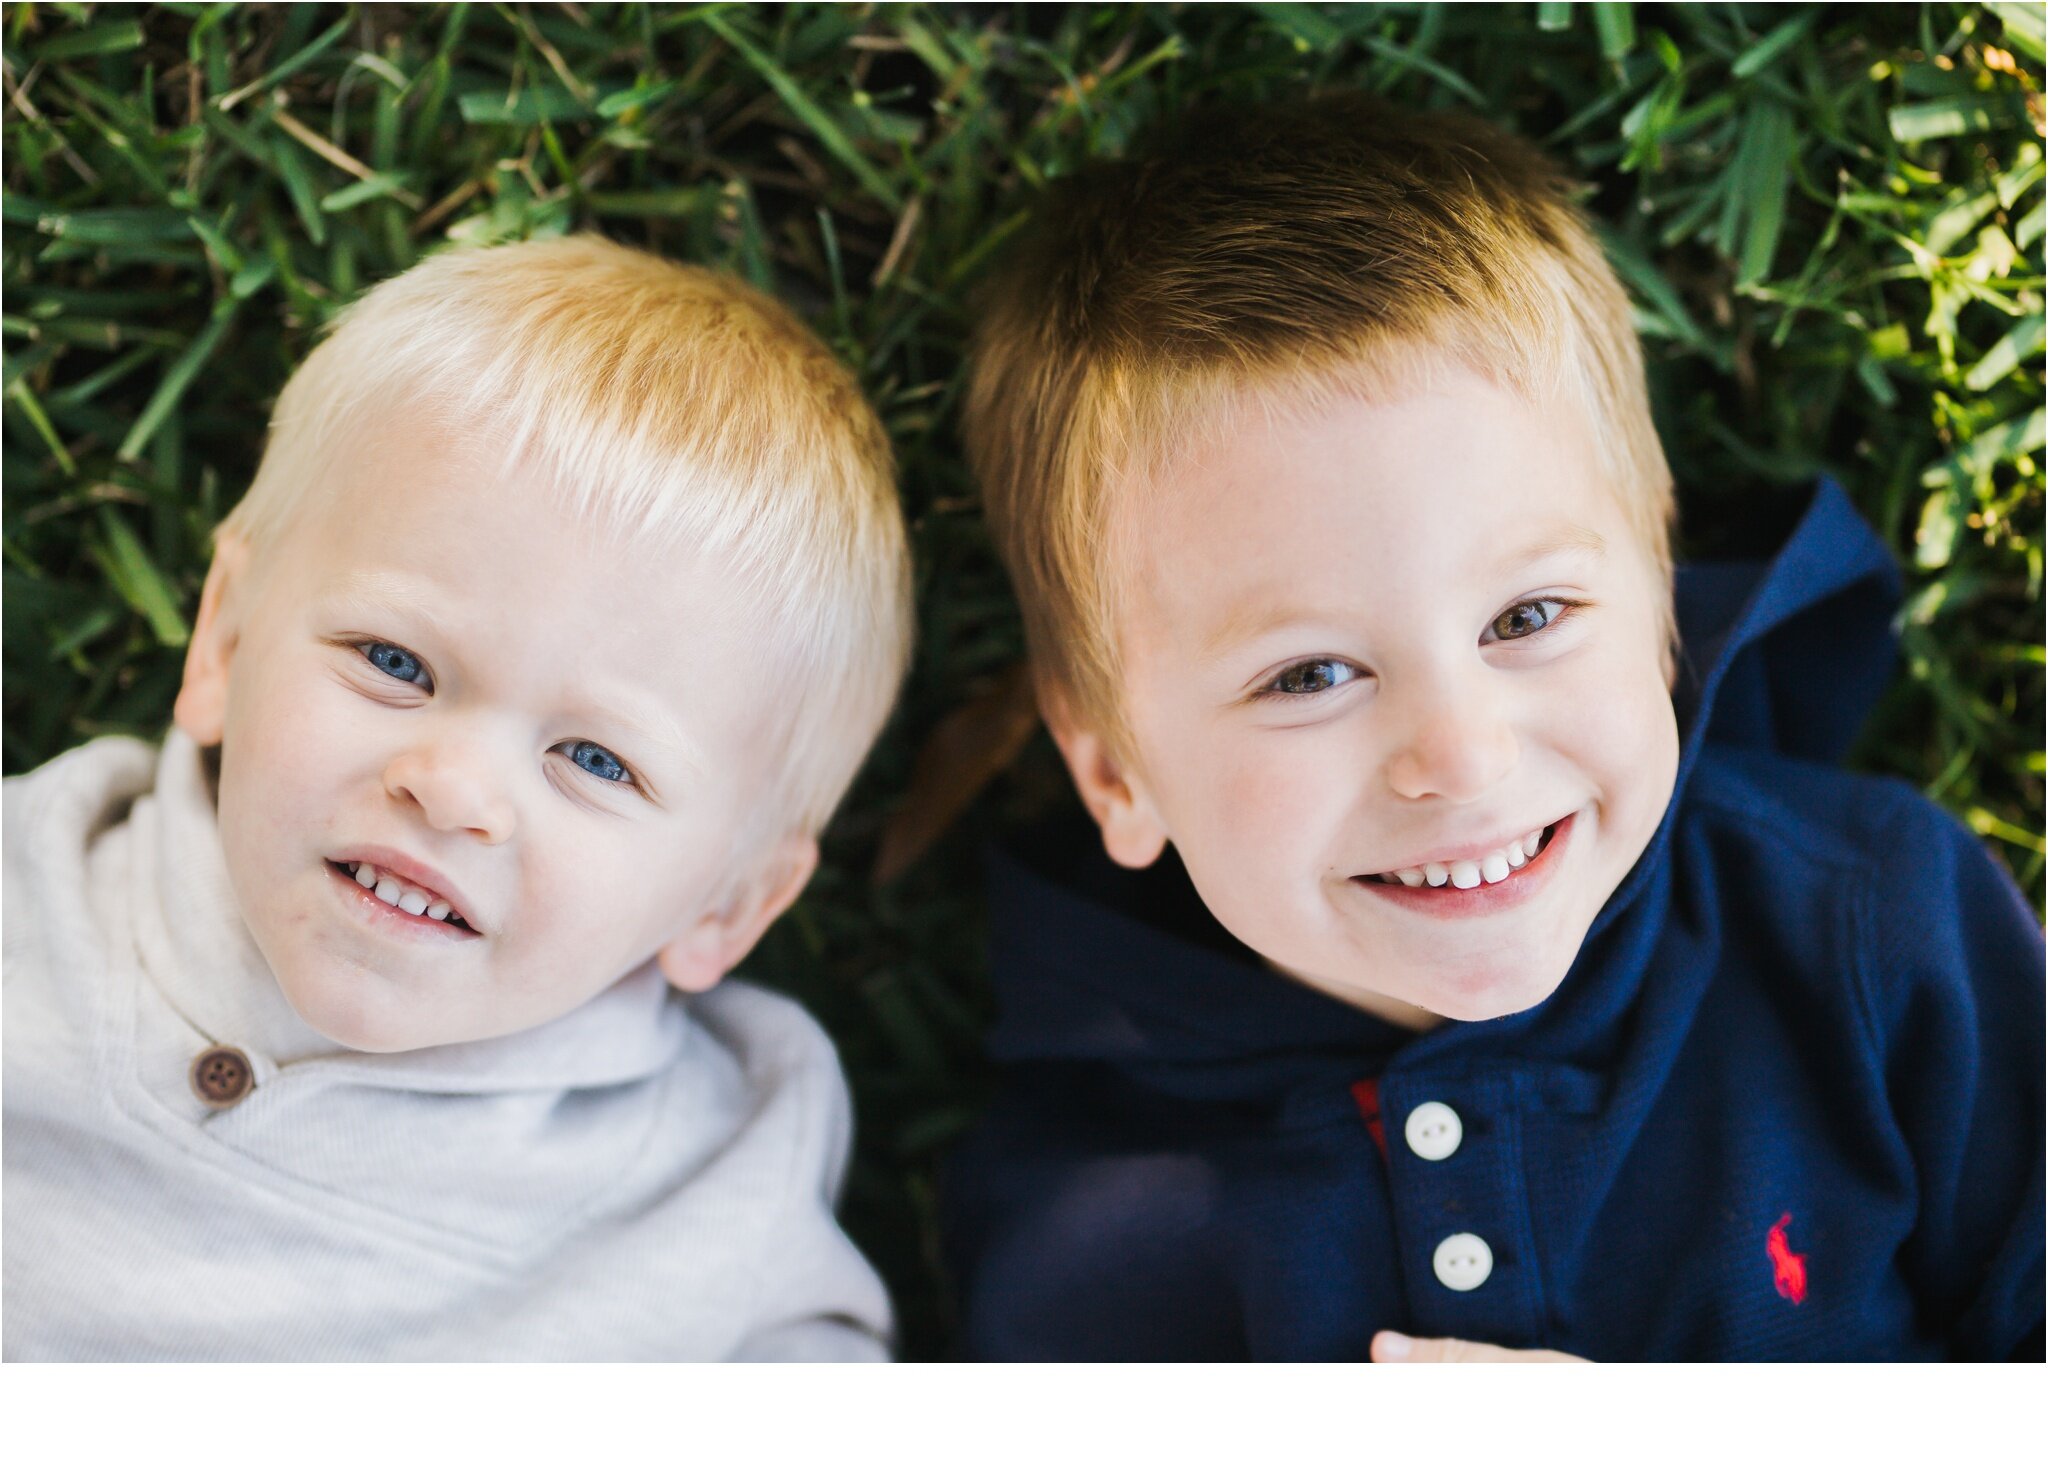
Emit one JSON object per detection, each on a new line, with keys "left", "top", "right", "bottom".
{"left": 274, "top": 967, "right": 431, "bottom": 1054}
{"left": 1413, "top": 960, "right": 1571, "bottom": 1023}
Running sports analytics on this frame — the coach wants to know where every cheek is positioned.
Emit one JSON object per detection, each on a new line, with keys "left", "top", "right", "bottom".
{"left": 1544, "top": 641, "right": 1678, "bottom": 817}
{"left": 1159, "top": 722, "right": 1351, "bottom": 879}
{"left": 218, "top": 653, "right": 387, "bottom": 867}
{"left": 542, "top": 814, "right": 730, "bottom": 951}
{"left": 220, "top": 664, "right": 316, "bottom": 810}
{"left": 224, "top": 633, "right": 317, "bottom": 747}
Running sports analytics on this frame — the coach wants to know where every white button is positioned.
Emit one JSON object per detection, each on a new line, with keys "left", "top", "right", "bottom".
{"left": 1432, "top": 1233, "right": 1494, "bottom": 1291}
{"left": 1404, "top": 1101, "right": 1463, "bottom": 1161}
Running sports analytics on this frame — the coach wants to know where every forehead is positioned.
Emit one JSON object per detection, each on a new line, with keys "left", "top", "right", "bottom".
{"left": 1115, "top": 369, "right": 1639, "bottom": 654}
{"left": 266, "top": 415, "right": 778, "bottom": 717}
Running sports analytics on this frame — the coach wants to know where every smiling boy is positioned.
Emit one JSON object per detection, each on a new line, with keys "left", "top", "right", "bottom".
{"left": 3, "top": 236, "right": 910, "bottom": 1360}
{"left": 1082, "top": 374, "right": 1677, "bottom": 1033}
{"left": 944, "top": 96, "right": 2043, "bottom": 1361}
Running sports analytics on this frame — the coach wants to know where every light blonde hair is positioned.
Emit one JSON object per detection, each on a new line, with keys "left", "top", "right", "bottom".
{"left": 964, "top": 94, "right": 1675, "bottom": 748}
{"left": 223, "top": 234, "right": 912, "bottom": 842}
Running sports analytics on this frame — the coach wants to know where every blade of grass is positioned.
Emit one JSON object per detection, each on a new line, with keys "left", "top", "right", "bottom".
{"left": 6, "top": 377, "right": 78, "bottom": 475}
{"left": 47, "top": 606, "right": 122, "bottom": 664}
{"left": 266, "top": 116, "right": 330, "bottom": 244}
{"left": 1920, "top": 409, "right": 2047, "bottom": 488}
{"left": 91, "top": 509, "right": 189, "bottom": 646}
{"left": 1736, "top": 103, "right": 1796, "bottom": 286}
{"left": 47, "top": 344, "right": 159, "bottom": 411}
{"left": 1731, "top": 9, "right": 1817, "bottom": 80}
{"left": 596, "top": 80, "right": 682, "bottom": 118}
{"left": 454, "top": 85, "right": 596, "bottom": 125}
{"left": 700, "top": 11, "right": 902, "bottom": 210}
{"left": 272, "top": 106, "right": 424, "bottom": 208}
{"left": 117, "top": 298, "right": 238, "bottom": 462}
{"left": 1963, "top": 315, "right": 2045, "bottom": 392}
{"left": 585, "top": 187, "right": 719, "bottom": 218}
{"left": 1889, "top": 95, "right": 2030, "bottom": 143}
{"left": 32, "top": 19, "right": 146, "bottom": 61}
{"left": 17, "top": 206, "right": 194, "bottom": 245}
{"left": 1260, "top": 5, "right": 1347, "bottom": 51}
{"left": 818, "top": 205, "right": 852, "bottom": 345}
{"left": 215, "top": 12, "right": 352, "bottom": 111}
{"left": 1965, "top": 807, "right": 2047, "bottom": 854}
{"left": 2014, "top": 198, "right": 2044, "bottom": 253}
{"left": 1591, "top": 3, "right": 1635, "bottom": 61}
{"left": 320, "top": 171, "right": 421, "bottom": 213}
{"left": 1987, "top": 1, "right": 2046, "bottom": 63}
{"left": 1359, "top": 34, "right": 1486, "bottom": 108}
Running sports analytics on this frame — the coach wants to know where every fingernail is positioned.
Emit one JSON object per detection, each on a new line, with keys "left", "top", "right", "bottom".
{"left": 1376, "top": 1330, "right": 1412, "bottom": 1360}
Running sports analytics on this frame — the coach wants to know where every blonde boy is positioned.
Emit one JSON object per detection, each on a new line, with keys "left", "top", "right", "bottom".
{"left": 3, "top": 236, "right": 911, "bottom": 1360}
{"left": 945, "top": 95, "right": 2043, "bottom": 1361}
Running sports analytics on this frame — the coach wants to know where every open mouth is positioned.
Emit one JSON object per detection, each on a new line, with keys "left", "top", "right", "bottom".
{"left": 326, "top": 859, "right": 476, "bottom": 932}
{"left": 1358, "top": 818, "right": 1564, "bottom": 890}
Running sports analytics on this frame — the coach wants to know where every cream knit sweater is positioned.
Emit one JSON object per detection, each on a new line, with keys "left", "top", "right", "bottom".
{"left": 1, "top": 732, "right": 891, "bottom": 1360}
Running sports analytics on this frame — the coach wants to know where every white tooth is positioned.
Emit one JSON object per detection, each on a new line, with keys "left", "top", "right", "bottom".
{"left": 1527, "top": 827, "right": 1546, "bottom": 856}
{"left": 398, "top": 890, "right": 429, "bottom": 916}
{"left": 1481, "top": 853, "right": 1510, "bottom": 884}
{"left": 1396, "top": 868, "right": 1425, "bottom": 887}
{"left": 426, "top": 901, "right": 451, "bottom": 921}
{"left": 355, "top": 863, "right": 378, "bottom": 888}
{"left": 1449, "top": 860, "right": 1481, "bottom": 889}
{"left": 374, "top": 877, "right": 403, "bottom": 907}
{"left": 1423, "top": 862, "right": 1449, "bottom": 887}
{"left": 1506, "top": 840, "right": 1527, "bottom": 867}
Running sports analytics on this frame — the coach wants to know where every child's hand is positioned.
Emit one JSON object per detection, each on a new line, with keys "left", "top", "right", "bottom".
{"left": 1372, "top": 1330, "right": 1587, "bottom": 1363}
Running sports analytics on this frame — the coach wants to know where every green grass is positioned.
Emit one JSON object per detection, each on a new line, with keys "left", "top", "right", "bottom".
{"left": 5, "top": 2, "right": 2042, "bottom": 1357}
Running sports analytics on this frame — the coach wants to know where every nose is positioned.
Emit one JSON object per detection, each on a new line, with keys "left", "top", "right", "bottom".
{"left": 382, "top": 733, "right": 516, "bottom": 844}
{"left": 1382, "top": 672, "right": 1519, "bottom": 803}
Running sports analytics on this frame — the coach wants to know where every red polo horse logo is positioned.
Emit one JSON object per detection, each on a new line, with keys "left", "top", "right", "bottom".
{"left": 1766, "top": 1213, "right": 1808, "bottom": 1305}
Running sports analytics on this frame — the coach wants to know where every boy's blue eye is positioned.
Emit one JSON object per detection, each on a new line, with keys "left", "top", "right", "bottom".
{"left": 562, "top": 739, "right": 631, "bottom": 784}
{"left": 362, "top": 641, "right": 429, "bottom": 686}
{"left": 1269, "top": 659, "right": 1359, "bottom": 696}
{"left": 1489, "top": 599, "right": 1567, "bottom": 641}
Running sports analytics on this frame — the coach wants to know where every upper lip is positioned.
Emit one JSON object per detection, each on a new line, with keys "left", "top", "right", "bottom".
{"left": 1360, "top": 815, "right": 1565, "bottom": 875}
{"left": 332, "top": 844, "right": 483, "bottom": 931}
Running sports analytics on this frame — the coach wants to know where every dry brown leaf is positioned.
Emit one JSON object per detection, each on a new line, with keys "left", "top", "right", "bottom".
{"left": 871, "top": 659, "right": 1041, "bottom": 886}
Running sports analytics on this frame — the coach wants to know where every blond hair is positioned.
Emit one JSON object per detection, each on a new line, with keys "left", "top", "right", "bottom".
{"left": 223, "top": 234, "right": 912, "bottom": 841}
{"left": 964, "top": 94, "right": 1675, "bottom": 746}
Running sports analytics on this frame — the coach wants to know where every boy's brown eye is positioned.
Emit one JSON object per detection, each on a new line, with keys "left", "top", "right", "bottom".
{"left": 1272, "top": 659, "right": 1355, "bottom": 696}
{"left": 1490, "top": 600, "right": 1561, "bottom": 641}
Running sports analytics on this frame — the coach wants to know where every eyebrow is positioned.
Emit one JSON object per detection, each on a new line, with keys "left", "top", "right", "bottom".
{"left": 1198, "top": 523, "right": 1607, "bottom": 662}
{"left": 321, "top": 573, "right": 458, "bottom": 642}
{"left": 1199, "top": 600, "right": 1332, "bottom": 663}
{"left": 1488, "top": 523, "right": 1607, "bottom": 576}
{"left": 570, "top": 694, "right": 702, "bottom": 780}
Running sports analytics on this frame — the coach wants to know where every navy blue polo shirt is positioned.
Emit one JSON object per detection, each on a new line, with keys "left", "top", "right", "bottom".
{"left": 944, "top": 481, "right": 2045, "bottom": 1361}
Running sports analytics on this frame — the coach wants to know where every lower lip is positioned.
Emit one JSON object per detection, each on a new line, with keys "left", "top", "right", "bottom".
{"left": 1350, "top": 812, "right": 1578, "bottom": 921}
{"left": 325, "top": 861, "right": 480, "bottom": 942}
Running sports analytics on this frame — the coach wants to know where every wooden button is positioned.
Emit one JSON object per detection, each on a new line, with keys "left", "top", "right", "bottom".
{"left": 189, "top": 1044, "right": 254, "bottom": 1109}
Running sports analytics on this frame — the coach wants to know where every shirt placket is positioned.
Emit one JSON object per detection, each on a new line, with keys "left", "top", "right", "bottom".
{"left": 1375, "top": 1069, "right": 1548, "bottom": 1346}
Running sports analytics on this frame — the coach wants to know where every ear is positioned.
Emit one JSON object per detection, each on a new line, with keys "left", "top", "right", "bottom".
{"left": 1042, "top": 687, "right": 1169, "bottom": 870}
{"left": 172, "top": 532, "right": 252, "bottom": 748}
{"left": 656, "top": 833, "right": 820, "bottom": 995}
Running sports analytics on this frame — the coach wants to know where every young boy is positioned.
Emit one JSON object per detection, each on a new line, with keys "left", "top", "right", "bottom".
{"left": 3, "top": 236, "right": 911, "bottom": 1361}
{"left": 945, "top": 95, "right": 2044, "bottom": 1361}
